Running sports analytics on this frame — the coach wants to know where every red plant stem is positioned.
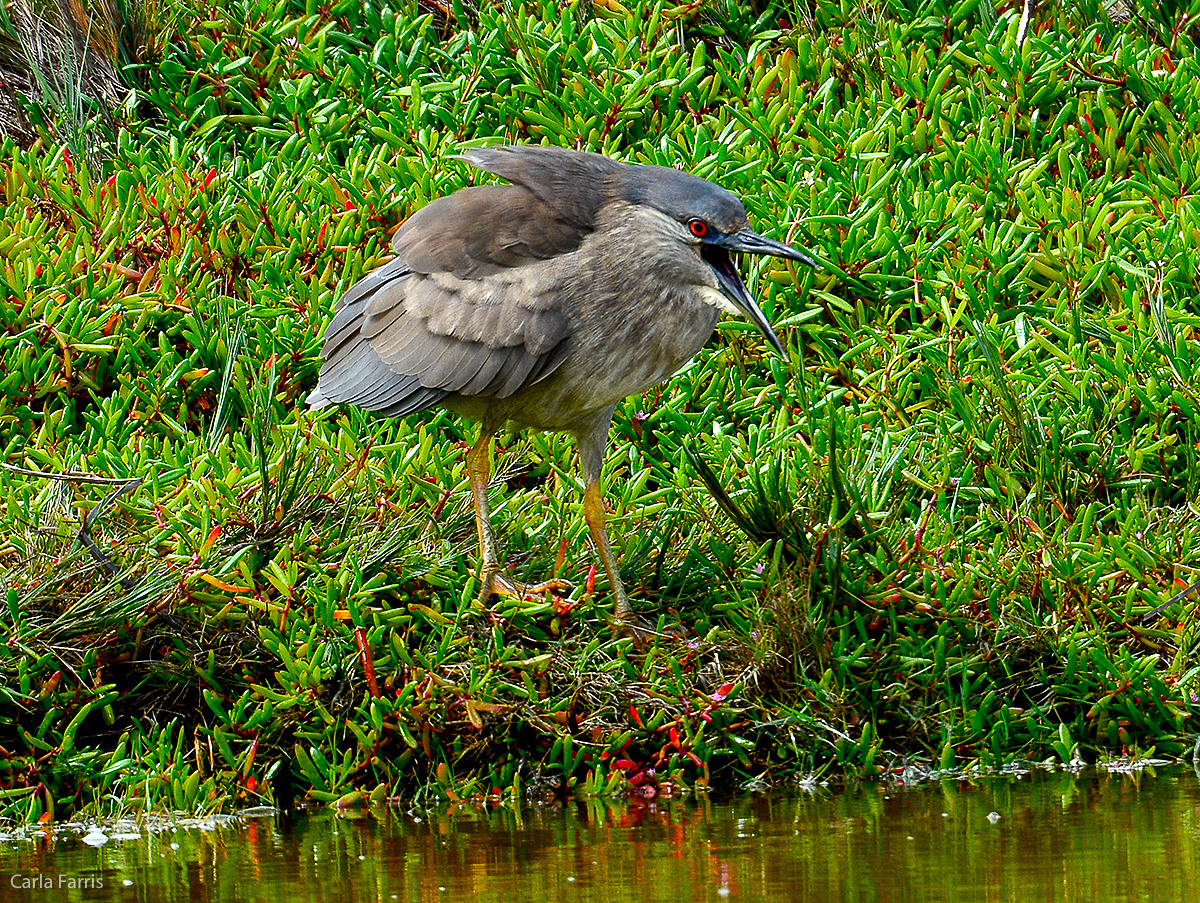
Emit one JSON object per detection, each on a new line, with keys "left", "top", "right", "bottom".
{"left": 356, "top": 627, "right": 381, "bottom": 699}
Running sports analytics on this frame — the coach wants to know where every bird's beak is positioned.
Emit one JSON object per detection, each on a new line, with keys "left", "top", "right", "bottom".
{"left": 704, "top": 228, "right": 816, "bottom": 356}
{"left": 716, "top": 228, "right": 818, "bottom": 268}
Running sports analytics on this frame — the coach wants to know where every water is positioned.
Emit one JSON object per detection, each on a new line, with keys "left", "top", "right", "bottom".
{"left": 2, "top": 766, "right": 1198, "bottom": 902}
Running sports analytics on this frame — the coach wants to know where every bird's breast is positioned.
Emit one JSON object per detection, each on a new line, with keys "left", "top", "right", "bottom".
{"left": 508, "top": 282, "right": 718, "bottom": 426}
{"left": 464, "top": 216, "right": 724, "bottom": 433}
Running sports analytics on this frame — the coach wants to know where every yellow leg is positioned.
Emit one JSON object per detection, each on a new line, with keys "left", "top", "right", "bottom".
{"left": 466, "top": 428, "right": 571, "bottom": 600}
{"left": 583, "top": 477, "right": 632, "bottom": 624}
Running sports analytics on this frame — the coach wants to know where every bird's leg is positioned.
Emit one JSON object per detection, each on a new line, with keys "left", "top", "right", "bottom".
{"left": 466, "top": 427, "right": 502, "bottom": 590}
{"left": 582, "top": 477, "right": 633, "bottom": 624}
{"left": 581, "top": 474, "right": 684, "bottom": 641}
{"left": 576, "top": 407, "right": 645, "bottom": 628}
{"left": 466, "top": 426, "right": 570, "bottom": 601}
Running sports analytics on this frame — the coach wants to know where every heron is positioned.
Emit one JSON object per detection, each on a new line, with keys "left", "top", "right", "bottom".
{"left": 308, "top": 145, "right": 814, "bottom": 628}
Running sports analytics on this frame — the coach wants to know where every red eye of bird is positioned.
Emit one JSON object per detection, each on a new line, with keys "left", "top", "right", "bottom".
{"left": 688, "top": 218, "right": 709, "bottom": 238}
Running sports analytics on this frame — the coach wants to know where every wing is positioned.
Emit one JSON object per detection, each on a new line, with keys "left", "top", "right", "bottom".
{"left": 310, "top": 184, "right": 578, "bottom": 416}
{"left": 396, "top": 185, "right": 593, "bottom": 278}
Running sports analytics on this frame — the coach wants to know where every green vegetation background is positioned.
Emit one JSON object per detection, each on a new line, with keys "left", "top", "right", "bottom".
{"left": 2, "top": 0, "right": 1199, "bottom": 822}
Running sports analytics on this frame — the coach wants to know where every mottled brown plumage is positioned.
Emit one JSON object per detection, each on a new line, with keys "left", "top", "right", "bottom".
{"left": 309, "top": 145, "right": 815, "bottom": 626}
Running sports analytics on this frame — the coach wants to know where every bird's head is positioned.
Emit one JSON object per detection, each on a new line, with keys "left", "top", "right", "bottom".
{"left": 620, "top": 166, "right": 816, "bottom": 355}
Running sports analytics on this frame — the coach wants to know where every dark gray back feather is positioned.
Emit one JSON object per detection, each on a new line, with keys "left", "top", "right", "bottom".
{"left": 395, "top": 186, "right": 591, "bottom": 278}
{"left": 455, "top": 145, "right": 623, "bottom": 229}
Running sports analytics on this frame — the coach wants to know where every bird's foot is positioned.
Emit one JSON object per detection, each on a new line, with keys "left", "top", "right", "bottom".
{"left": 478, "top": 567, "right": 573, "bottom": 602}
{"left": 610, "top": 610, "right": 692, "bottom": 645}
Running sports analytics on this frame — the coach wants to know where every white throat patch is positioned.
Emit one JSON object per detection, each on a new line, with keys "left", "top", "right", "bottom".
{"left": 697, "top": 284, "right": 744, "bottom": 317}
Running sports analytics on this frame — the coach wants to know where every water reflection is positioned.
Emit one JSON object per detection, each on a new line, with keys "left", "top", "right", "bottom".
{"left": 2, "top": 767, "right": 1199, "bottom": 902}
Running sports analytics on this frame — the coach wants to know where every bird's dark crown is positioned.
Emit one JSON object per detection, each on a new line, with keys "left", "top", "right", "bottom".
{"left": 616, "top": 165, "right": 749, "bottom": 236}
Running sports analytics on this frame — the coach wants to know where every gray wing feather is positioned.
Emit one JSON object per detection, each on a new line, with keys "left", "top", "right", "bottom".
{"left": 460, "top": 352, "right": 508, "bottom": 395}
{"left": 374, "top": 322, "right": 458, "bottom": 376}
{"left": 359, "top": 283, "right": 407, "bottom": 340}
{"left": 315, "top": 339, "right": 373, "bottom": 399}
{"left": 420, "top": 339, "right": 487, "bottom": 390}
{"left": 483, "top": 347, "right": 540, "bottom": 398}
{"left": 526, "top": 339, "right": 573, "bottom": 385}
{"left": 314, "top": 334, "right": 451, "bottom": 414}
{"left": 378, "top": 386, "right": 448, "bottom": 418}
{"left": 322, "top": 291, "right": 374, "bottom": 356}
{"left": 308, "top": 163, "right": 587, "bottom": 415}
{"left": 453, "top": 146, "right": 620, "bottom": 231}
{"left": 322, "top": 257, "right": 408, "bottom": 355}
{"left": 396, "top": 184, "right": 596, "bottom": 278}
{"left": 348, "top": 371, "right": 422, "bottom": 410}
